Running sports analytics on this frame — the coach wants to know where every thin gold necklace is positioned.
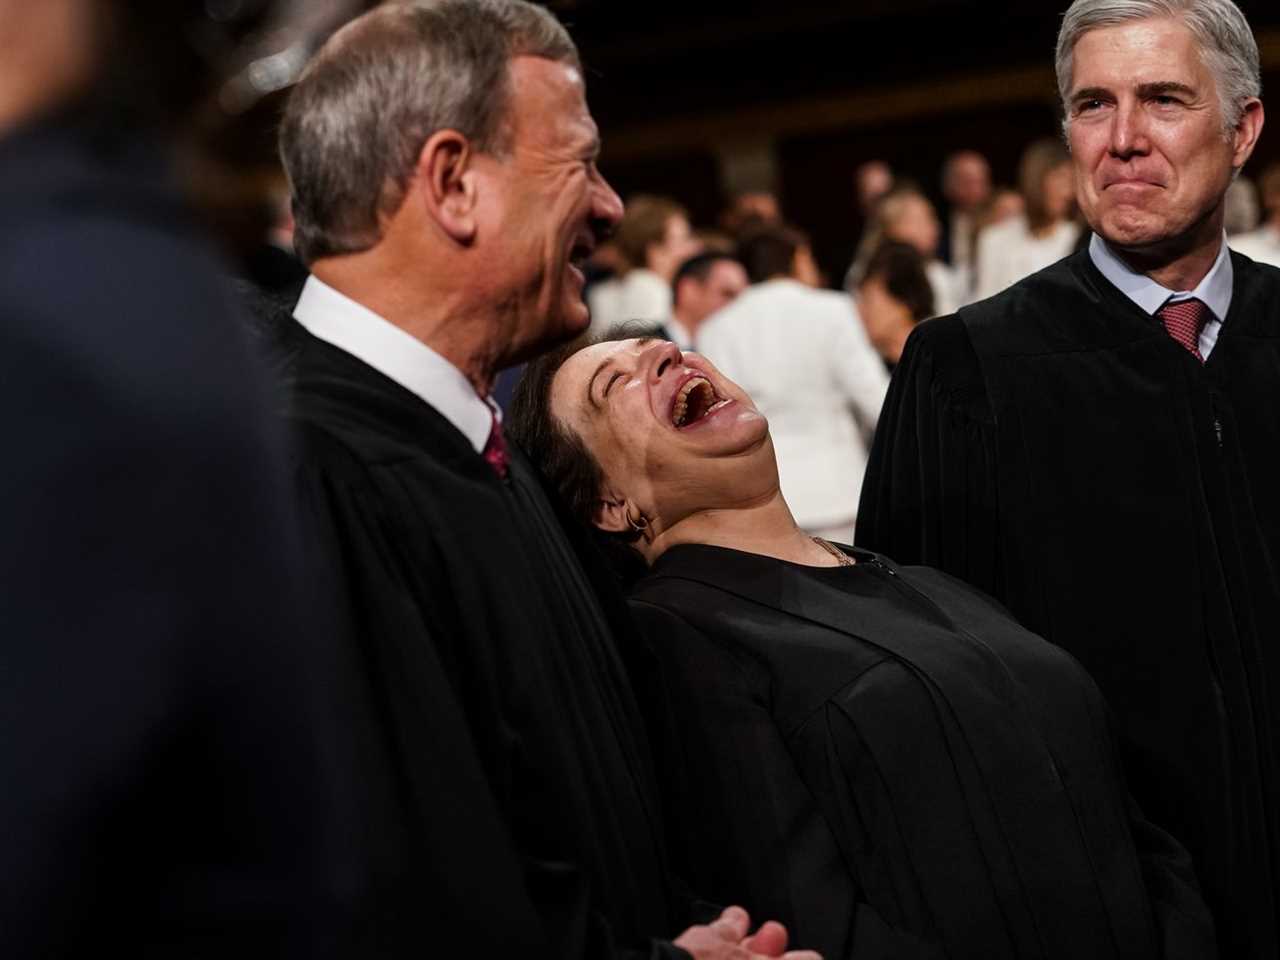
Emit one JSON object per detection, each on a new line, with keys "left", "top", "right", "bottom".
{"left": 813, "top": 537, "right": 855, "bottom": 567}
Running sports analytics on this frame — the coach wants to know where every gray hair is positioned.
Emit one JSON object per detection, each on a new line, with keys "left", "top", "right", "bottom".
{"left": 1056, "top": 0, "right": 1261, "bottom": 134}
{"left": 280, "top": 0, "right": 579, "bottom": 264}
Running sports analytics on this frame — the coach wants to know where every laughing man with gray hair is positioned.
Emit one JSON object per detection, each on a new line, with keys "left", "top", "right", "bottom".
{"left": 859, "top": 2, "right": 1280, "bottom": 955}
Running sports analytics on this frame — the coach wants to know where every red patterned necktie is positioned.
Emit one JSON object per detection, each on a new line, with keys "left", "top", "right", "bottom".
{"left": 1157, "top": 297, "right": 1210, "bottom": 363}
{"left": 482, "top": 408, "right": 509, "bottom": 479}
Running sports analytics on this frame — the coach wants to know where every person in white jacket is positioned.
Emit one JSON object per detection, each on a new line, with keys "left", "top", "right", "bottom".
{"left": 698, "top": 224, "right": 888, "bottom": 543}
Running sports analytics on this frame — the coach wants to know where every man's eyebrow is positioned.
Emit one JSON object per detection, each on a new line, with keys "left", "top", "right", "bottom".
{"left": 584, "top": 337, "right": 659, "bottom": 410}
{"left": 1135, "top": 81, "right": 1197, "bottom": 99}
{"left": 1071, "top": 86, "right": 1112, "bottom": 104}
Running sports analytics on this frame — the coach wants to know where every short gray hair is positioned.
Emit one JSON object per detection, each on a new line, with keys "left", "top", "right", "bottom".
{"left": 281, "top": 0, "right": 579, "bottom": 264}
{"left": 1056, "top": 0, "right": 1261, "bottom": 133}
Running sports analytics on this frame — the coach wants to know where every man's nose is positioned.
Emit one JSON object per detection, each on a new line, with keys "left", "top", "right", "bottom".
{"left": 591, "top": 171, "right": 624, "bottom": 237}
{"left": 1109, "top": 100, "right": 1151, "bottom": 158}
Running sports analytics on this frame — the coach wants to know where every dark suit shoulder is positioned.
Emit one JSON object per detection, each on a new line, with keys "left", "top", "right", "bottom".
{"left": 895, "top": 314, "right": 992, "bottom": 424}
{"left": 1228, "top": 251, "right": 1280, "bottom": 337}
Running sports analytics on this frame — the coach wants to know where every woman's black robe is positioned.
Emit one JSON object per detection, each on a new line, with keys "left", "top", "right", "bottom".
{"left": 629, "top": 544, "right": 1214, "bottom": 960}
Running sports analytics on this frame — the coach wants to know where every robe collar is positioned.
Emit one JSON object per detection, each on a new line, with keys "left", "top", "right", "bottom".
{"left": 293, "top": 275, "right": 498, "bottom": 454}
{"left": 1088, "top": 231, "right": 1233, "bottom": 323}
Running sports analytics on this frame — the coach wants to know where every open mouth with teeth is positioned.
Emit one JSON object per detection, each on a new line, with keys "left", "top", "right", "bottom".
{"left": 569, "top": 239, "right": 594, "bottom": 274}
{"left": 671, "top": 376, "right": 731, "bottom": 428}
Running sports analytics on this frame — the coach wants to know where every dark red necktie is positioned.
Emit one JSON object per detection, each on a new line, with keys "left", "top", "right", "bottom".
{"left": 1157, "top": 297, "right": 1210, "bottom": 363}
{"left": 482, "top": 409, "right": 508, "bottom": 479}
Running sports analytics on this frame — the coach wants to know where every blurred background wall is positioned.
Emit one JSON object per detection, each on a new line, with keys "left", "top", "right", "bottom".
{"left": 552, "top": 0, "right": 1280, "bottom": 280}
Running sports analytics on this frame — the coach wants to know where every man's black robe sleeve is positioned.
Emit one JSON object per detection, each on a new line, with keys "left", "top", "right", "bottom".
{"left": 856, "top": 316, "right": 1003, "bottom": 598}
{"left": 292, "top": 430, "right": 693, "bottom": 960}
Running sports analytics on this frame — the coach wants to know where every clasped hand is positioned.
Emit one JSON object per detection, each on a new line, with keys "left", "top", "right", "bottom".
{"left": 674, "top": 905, "right": 823, "bottom": 960}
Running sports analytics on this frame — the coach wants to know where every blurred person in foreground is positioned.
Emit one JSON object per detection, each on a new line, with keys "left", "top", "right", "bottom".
{"left": 0, "top": 0, "right": 357, "bottom": 953}
{"left": 972, "top": 138, "right": 1080, "bottom": 300}
{"left": 660, "top": 251, "right": 749, "bottom": 350}
{"left": 698, "top": 224, "right": 886, "bottom": 543}
{"left": 278, "top": 2, "right": 818, "bottom": 958}
{"left": 853, "top": 241, "right": 936, "bottom": 369}
{"left": 859, "top": 1, "right": 1279, "bottom": 955}
{"left": 846, "top": 184, "right": 959, "bottom": 316}
{"left": 510, "top": 333, "right": 1216, "bottom": 960}
{"left": 1232, "top": 162, "right": 1280, "bottom": 264}
{"left": 588, "top": 193, "right": 702, "bottom": 335}
{"left": 937, "top": 149, "right": 992, "bottom": 286}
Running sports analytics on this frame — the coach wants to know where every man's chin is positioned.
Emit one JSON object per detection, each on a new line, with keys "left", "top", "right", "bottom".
{"left": 1094, "top": 212, "right": 1171, "bottom": 252}
{"left": 507, "top": 308, "right": 590, "bottom": 366}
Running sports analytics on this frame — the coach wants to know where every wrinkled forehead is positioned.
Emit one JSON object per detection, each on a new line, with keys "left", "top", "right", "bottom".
{"left": 1071, "top": 16, "right": 1208, "bottom": 90}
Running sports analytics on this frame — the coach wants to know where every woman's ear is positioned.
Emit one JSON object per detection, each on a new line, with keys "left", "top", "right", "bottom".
{"left": 595, "top": 496, "right": 632, "bottom": 535}
{"left": 415, "top": 129, "right": 479, "bottom": 244}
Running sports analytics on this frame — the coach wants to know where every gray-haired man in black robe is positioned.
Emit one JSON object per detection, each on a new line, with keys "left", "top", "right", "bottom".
{"left": 858, "top": 1, "right": 1278, "bottom": 957}
{"left": 277, "top": 3, "right": 820, "bottom": 958}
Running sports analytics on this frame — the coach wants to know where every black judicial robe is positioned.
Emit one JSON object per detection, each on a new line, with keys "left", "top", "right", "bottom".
{"left": 286, "top": 330, "right": 691, "bottom": 958}
{"left": 857, "top": 248, "right": 1280, "bottom": 959}
{"left": 628, "top": 545, "right": 1214, "bottom": 960}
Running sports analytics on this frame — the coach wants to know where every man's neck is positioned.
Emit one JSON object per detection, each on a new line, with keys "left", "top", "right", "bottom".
{"left": 312, "top": 256, "right": 502, "bottom": 397}
{"left": 646, "top": 487, "right": 834, "bottom": 568}
{"left": 1104, "top": 210, "right": 1225, "bottom": 293}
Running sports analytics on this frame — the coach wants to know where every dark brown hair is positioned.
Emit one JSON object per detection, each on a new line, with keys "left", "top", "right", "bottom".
{"left": 508, "top": 337, "right": 649, "bottom": 581}
{"left": 735, "top": 223, "right": 809, "bottom": 284}
{"left": 861, "top": 241, "right": 935, "bottom": 322}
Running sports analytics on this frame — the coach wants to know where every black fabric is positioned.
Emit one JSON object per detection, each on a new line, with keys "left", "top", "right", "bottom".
{"left": 0, "top": 113, "right": 347, "bottom": 954}
{"left": 286, "top": 328, "right": 693, "bottom": 958}
{"left": 629, "top": 544, "right": 1215, "bottom": 960}
{"left": 857, "top": 247, "right": 1280, "bottom": 960}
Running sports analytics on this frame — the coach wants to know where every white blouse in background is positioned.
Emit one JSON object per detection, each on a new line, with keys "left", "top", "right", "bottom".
{"left": 972, "top": 215, "right": 1080, "bottom": 303}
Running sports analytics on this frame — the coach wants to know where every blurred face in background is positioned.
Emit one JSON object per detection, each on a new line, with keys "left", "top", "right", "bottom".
{"left": 991, "top": 189, "right": 1026, "bottom": 224}
{"left": 648, "top": 214, "right": 702, "bottom": 281}
{"left": 1042, "top": 162, "right": 1077, "bottom": 222}
{"left": 945, "top": 152, "right": 992, "bottom": 211}
{"left": 858, "top": 275, "right": 915, "bottom": 364}
{"left": 856, "top": 161, "right": 894, "bottom": 214}
{"left": 886, "top": 194, "right": 942, "bottom": 259}
{"left": 674, "top": 259, "right": 749, "bottom": 331}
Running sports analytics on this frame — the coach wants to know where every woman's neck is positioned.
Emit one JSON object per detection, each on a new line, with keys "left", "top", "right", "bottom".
{"left": 646, "top": 489, "right": 845, "bottom": 567}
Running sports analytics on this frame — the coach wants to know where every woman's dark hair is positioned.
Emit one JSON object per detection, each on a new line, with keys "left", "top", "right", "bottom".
{"left": 861, "top": 240, "right": 935, "bottom": 322}
{"left": 508, "top": 338, "right": 649, "bottom": 583}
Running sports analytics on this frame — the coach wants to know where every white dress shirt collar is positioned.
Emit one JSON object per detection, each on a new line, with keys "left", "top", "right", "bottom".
{"left": 293, "top": 275, "right": 496, "bottom": 454}
{"left": 1088, "top": 232, "right": 1233, "bottom": 321}
{"left": 665, "top": 318, "right": 694, "bottom": 351}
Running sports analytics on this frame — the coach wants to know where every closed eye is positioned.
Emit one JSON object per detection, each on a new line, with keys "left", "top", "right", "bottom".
{"left": 603, "top": 371, "right": 624, "bottom": 397}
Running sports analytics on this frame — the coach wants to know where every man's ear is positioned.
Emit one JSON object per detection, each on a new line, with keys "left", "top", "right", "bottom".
{"left": 1232, "top": 98, "right": 1265, "bottom": 169}
{"left": 415, "top": 129, "right": 480, "bottom": 244}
